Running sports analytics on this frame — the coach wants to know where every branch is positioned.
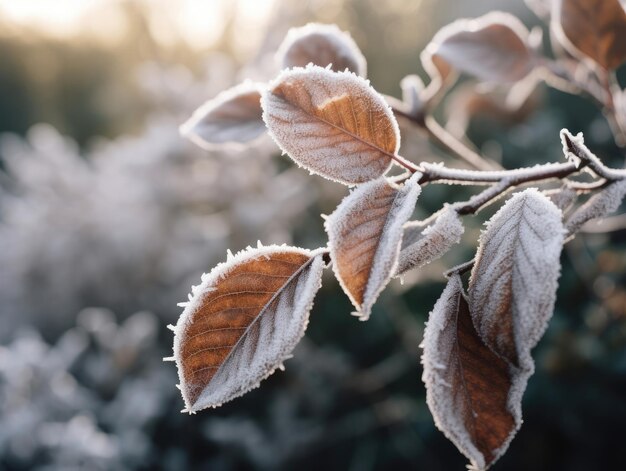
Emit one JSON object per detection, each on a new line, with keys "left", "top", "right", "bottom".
{"left": 560, "top": 129, "right": 626, "bottom": 180}
{"left": 388, "top": 101, "right": 500, "bottom": 171}
{"left": 418, "top": 161, "right": 578, "bottom": 186}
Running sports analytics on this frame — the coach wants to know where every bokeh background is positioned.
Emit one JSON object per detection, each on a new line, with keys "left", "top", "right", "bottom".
{"left": 1, "top": 0, "right": 625, "bottom": 470}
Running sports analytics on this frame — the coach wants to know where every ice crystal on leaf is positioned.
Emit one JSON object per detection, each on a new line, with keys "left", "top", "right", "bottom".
{"left": 325, "top": 174, "right": 421, "bottom": 320}
{"left": 261, "top": 65, "right": 400, "bottom": 185}
{"left": 396, "top": 205, "right": 464, "bottom": 276}
{"left": 173, "top": 245, "right": 326, "bottom": 412}
{"left": 468, "top": 189, "right": 565, "bottom": 367}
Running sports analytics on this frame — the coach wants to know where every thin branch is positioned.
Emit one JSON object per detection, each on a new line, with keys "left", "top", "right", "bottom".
{"left": 561, "top": 129, "right": 626, "bottom": 180}
{"left": 388, "top": 101, "right": 500, "bottom": 171}
{"left": 423, "top": 116, "right": 501, "bottom": 171}
{"left": 418, "top": 161, "right": 578, "bottom": 186}
{"left": 444, "top": 259, "right": 475, "bottom": 278}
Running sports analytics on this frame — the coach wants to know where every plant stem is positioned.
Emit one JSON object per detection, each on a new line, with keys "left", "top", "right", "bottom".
{"left": 423, "top": 116, "right": 500, "bottom": 171}
{"left": 417, "top": 161, "right": 578, "bottom": 186}
{"left": 388, "top": 101, "right": 500, "bottom": 171}
{"left": 444, "top": 259, "right": 475, "bottom": 278}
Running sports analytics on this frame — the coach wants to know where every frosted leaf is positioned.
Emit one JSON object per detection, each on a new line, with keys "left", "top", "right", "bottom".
{"left": 396, "top": 205, "right": 464, "bottom": 276}
{"left": 261, "top": 65, "right": 400, "bottom": 185}
{"left": 424, "top": 12, "right": 535, "bottom": 84}
{"left": 565, "top": 179, "right": 626, "bottom": 235}
{"left": 172, "top": 245, "right": 326, "bottom": 412}
{"left": 180, "top": 81, "right": 265, "bottom": 148}
{"left": 277, "top": 23, "right": 367, "bottom": 77}
{"left": 468, "top": 189, "right": 565, "bottom": 367}
{"left": 544, "top": 187, "right": 578, "bottom": 212}
{"left": 422, "top": 275, "right": 531, "bottom": 471}
{"left": 553, "top": 0, "right": 626, "bottom": 70}
{"left": 325, "top": 173, "right": 421, "bottom": 320}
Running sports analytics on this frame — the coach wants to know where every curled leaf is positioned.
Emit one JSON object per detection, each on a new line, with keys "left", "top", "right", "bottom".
{"left": 325, "top": 173, "right": 421, "bottom": 320}
{"left": 262, "top": 65, "right": 400, "bottom": 185}
{"left": 566, "top": 179, "right": 626, "bottom": 235}
{"left": 277, "top": 23, "right": 367, "bottom": 77}
{"left": 181, "top": 82, "right": 265, "bottom": 147}
{"left": 553, "top": 0, "right": 626, "bottom": 71}
{"left": 469, "top": 189, "right": 565, "bottom": 366}
{"left": 173, "top": 245, "right": 326, "bottom": 412}
{"left": 396, "top": 205, "right": 464, "bottom": 276}
{"left": 422, "top": 275, "right": 530, "bottom": 470}
{"left": 424, "top": 12, "right": 535, "bottom": 84}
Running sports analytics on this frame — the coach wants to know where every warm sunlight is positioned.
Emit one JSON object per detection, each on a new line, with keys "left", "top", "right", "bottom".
{"left": 0, "top": 0, "right": 276, "bottom": 49}
{"left": 0, "top": 0, "right": 102, "bottom": 35}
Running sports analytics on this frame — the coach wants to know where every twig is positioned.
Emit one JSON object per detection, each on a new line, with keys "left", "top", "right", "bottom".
{"left": 388, "top": 101, "right": 500, "bottom": 171}
{"left": 423, "top": 116, "right": 500, "bottom": 171}
{"left": 444, "top": 259, "right": 475, "bottom": 278}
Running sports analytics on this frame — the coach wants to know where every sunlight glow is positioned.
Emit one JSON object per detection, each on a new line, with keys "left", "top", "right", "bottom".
{"left": 0, "top": 0, "right": 276, "bottom": 50}
{"left": 0, "top": 0, "right": 103, "bottom": 36}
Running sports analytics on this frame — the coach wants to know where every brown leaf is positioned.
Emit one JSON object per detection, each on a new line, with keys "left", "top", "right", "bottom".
{"left": 422, "top": 275, "right": 527, "bottom": 470}
{"left": 181, "top": 82, "right": 265, "bottom": 147}
{"left": 555, "top": 0, "right": 626, "bottom": 70}
{"left": 325, "top": 174, "right": 421, "bottom": 319}
{"left": 172, "top": 245, "right": 326, "bottom": 412}
{"left": 424, "top": 12, "right": 535, "bottom": 84}
{"left": 277, "top": 23, "right": 367, "bottom": 76}
{"left": 262, "top": 65, "right": 400, "bottom": 185}
{"left": 468, "top": 189, "right": 564, "bottom": 367}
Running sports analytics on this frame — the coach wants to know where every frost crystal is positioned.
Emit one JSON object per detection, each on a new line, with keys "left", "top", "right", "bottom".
{"left": 396, "top": 205, "right": 464, "bottom": 275}
{"left": 566, "top": 179, "right": 626, "bottom": 235}
{"left": 325, "top": 174, "right": 421, "bottom": 320}
{"left": 469, "top": 188, "right": 565, "bottom": 366}
{"left": 261, "top": 64, "right": 400, "bottom": 185}
{"left": 172, "top": 245, "right": 326, "bottom": 412}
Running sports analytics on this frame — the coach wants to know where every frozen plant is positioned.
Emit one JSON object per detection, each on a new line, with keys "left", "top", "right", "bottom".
{"left": 169, "top": 3, "right": 626, "bottom": 470}
{"left": 0, "top": 55, "right": 318, "bottom": 339}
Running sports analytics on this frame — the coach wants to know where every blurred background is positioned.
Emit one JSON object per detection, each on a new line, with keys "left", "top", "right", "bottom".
{"left": 1, "top": 0, "right": 625, "bottom": 469}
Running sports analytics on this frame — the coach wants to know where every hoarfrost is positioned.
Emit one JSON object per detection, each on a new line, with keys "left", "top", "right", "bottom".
{"left": 325, "top": 174, "right": 421, "bottom": 320}
{"left": 422, "top": 275, "right": 532, "bottom": 470}
{"left": 396, "top": 205, "right": 464, "bottom": 275}
{"left": 468, "top": 188, "right": 565, "bottom": 366}
{"left": 566, "top": 179, "right": 626, "bottom": 235}
{"left": 172, "top": 245, "right": 326, "bottom": 412}
{"left": 261, "top": 64, "right": 400, "bottom": 185}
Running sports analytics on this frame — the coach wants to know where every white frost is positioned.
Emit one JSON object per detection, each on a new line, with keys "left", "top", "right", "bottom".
{"left": 566, "top": 179, "right": 626, "bottom": 236}
{"left": 396, "top": 205, "right": 464, "bottom": 275}
{"left": 422, "top": 275, "right": 532, "bottom": 471}
{"left": 468, "top": 188, "right": 565, "bottom": 366}
{"left": 172, "top": 244, "right": 326, "bottom": 412}
{"left": 261, "top": 64, "right": 400, "bottom": 185}
{"left": 325, "top": 173, "right": 421, "bottom": 320}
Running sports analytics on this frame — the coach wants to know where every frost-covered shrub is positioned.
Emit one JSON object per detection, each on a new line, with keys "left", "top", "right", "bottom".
{"left": 169, "top": 6, "right": 626, "bottom": 470}
{"left": 0, "top": 57, "right": 318, "bottom": 340}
